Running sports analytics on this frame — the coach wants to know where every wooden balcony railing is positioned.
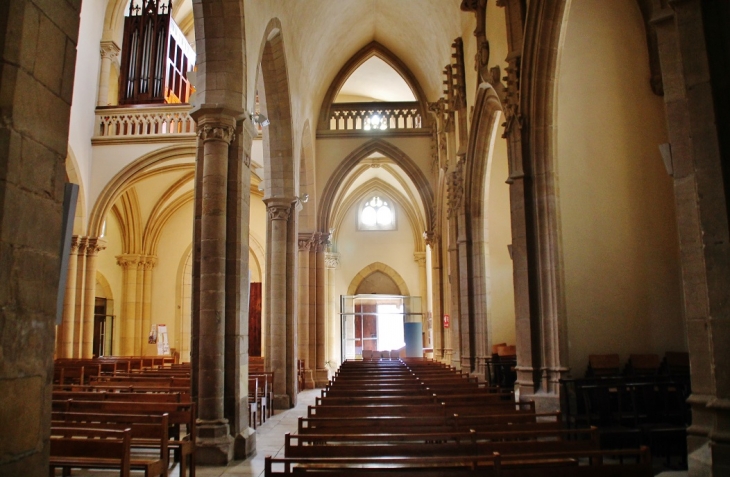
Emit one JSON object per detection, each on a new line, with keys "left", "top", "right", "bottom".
{"left": 326, "top": 101, "right": 422, "bottom": 131}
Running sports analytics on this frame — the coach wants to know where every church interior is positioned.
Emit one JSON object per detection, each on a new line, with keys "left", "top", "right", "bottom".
{"left": 1, "top": 0, "right": 729, "bottom": 475}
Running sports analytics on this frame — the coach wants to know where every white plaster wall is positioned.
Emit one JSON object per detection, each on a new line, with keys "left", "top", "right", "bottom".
{"left": 557, "top": 0, "right": 685, "bottom": 375}
{"left": 487, "top": 129, "right": 515, "bottom": 346}
{"left": 68, "top": 0, "right": 106, "bottom": 221}
{"left": 151, "top": 200, "right": 194, "bottom": 353}
{"left": 96, "top": 212, "right": 124, "bottom": 355}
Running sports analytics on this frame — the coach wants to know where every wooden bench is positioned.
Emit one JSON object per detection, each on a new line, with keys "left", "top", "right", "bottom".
{"left": 264, "top": 447, "right": 653, "bottom": 476}
{"left": 51, "top": 413, "right": 168, "bottom": 477}
{"left": 58, "top": 400, "right": 196, "bottom": 477}
{"left": 50, "top": 427, "right": 132, "bottom": 477}
{"left": 284, "top": 427, "right": 599, "bottom": 458}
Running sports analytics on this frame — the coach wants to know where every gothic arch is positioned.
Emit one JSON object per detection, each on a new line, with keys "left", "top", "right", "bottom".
{"left": 256, "top": 18, "right": 296, "bottom": 201}
{"left": 88, "top": 144, "right": 196, "bottom": 237}
{"left": 317, "top": 138, "right": 434, "bottom": 233}
{"left": 330, "top": 178, "right": 426, "bottom": 254}
{"left": 347, "top": 262, "right": 410, "bottom": 296}
{"left": 317, "top": 41, "right": 431, "bottom": 130}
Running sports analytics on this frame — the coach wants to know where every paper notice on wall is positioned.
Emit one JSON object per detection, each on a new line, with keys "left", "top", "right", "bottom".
{"left": 156, "top": 324, "right": 170, "bottom": 356}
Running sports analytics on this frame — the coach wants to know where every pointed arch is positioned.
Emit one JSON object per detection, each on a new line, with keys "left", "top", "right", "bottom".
{"left": 88, "top": 144, "right": 196, "bottom": 237}
{"left": 347, "top": 262, "right": 410, "bottom": 296}
{"left": 317, "top": 138, "right": 434, "bottom": 233}
{"left": 256, "top": 18, "right": 296, "bottom": 200}
{"left": 317, "top": 41, "right": 431, "bottom": 131}
{"left": 331, "top": 178, "right": 426, "bottom": 253}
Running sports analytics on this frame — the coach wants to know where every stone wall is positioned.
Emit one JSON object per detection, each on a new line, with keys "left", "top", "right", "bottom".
{"left": 0, "top": 0, "right": 80, "bottom": 475}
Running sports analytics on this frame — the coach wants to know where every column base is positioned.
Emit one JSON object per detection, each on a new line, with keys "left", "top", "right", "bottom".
{"left": 233, "top": 427, "right": 256, "bottom": 460}
{"left": 519, "top": 391, "right": 560, "bottom": 413}
{"left": 195, "top": 419, "right": 234, "bottom": 465}
{"left": 314, "top": 368, "right": 329, "bottom": 388}
{"left": 305, "top": 369, "right": 316, "bottom": 389}
{"left": 273, "top": 393, "right": 291, "bottom": 410}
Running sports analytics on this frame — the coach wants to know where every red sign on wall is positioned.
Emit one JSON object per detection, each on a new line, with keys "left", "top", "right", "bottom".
{"left": 443, "top": 315, "right": 450, "bottom": 328}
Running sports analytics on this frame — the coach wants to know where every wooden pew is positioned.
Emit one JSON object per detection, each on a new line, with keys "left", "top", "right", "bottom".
{"left": 51, "top": 413, "right": 168, "bottom": 477}
{"left": 59, "top": 400, "right": 196, "bottom": 477}
{"left": 264, "top": 447, "right": 653, "bottom": 476}
{"left": 50, "top": 427, "right": 132, "bottom": 477}
{"left": 284, "top": 427, "right": 599, "bottom": 458}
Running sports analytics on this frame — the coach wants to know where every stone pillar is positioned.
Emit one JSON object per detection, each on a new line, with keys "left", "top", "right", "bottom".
{"left": 117, "top": 254, "right": 140, "bottom": 356}
{"left": 193, "top": 111, "right": 237, "bottom": 464}
{"left": 73, "top": 238, "right": 88, "bottom": 358}
{"left": 297, "top": 234, "right": 313, "bottom": 388}
{"left": 425, "top": 233, "right": 444, "bottom": 361}
{"left": 286, "top": 203, "right": 299, "bottom": 405}
{"left": 414, "top": 252, "right": 428, "bottom": 348}
{"left": 325, "top": 252, "right": 340, "bottom": 374}
{"left": 225, "top": 115, "right": 257, "bottom": 459}
{"left": 81, "top": 238, "right": 106, "bottom": 358}
{"left": 140, "top": 256, "right": 157, "bottom": 355}
{"left": 58, "top": 236, "right": 81, "bottom": 358}
{"left": 97, "top": 41, "right": 120, "bottom": 107}
{"left": 446, "top": 167, "right": 463, "bottom": 369}
{"left": 314, "top": 233, "right": 329, "bottom": 387}
{"left": 651, "top": 2, "right": 730, "bottom": 474}
{"left": 264, "top": 198, "right": 294, "bottom": 409}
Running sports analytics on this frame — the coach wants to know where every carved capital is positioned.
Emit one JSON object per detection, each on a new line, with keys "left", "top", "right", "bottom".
{"left": 198, "top": 125, "right": 236, "bottom": 144}
{"left": 414, "top": 252, "right": 427, "bottom": 266}
{"left": 70, "top": 235, "right": 82, "bottom": 255}
{"left": 86, "top": 237, "right": 107, "bottom": 256}
{"left": 99, "top": 40, "right": 120, "bottom": 61}
{"left": 325, "top": 252, "right": 341, "bottom": 270}
{"left": 266, "top": 204, "right": 291, "bottom": 221}
{"left": 423, "top": 231, "right": 438, "bottom": 248}
{"left": 116, "top": 253, "right": 140, "bottom": 270}
{"left": 298, "top": 233, "right": 314, "bottom": 252}
{"left": 140, "top": 256, "right": 158, "bottom": 271}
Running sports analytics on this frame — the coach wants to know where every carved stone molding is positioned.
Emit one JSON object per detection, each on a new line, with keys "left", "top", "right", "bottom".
{"left": 140, "top": 256, "right": 158, "bottom": 270}
{"left": 460, "top": 0, "right": 490, "bottom": 83}
{"left": 315, "top": 232, "right": 331, "bottom": 253}
{"left": 298, "top": 233, "right": 314, "bottom": 252}
{"left": 70, "top": 235, "right": 82, "bottom": 255}
{"left": 446, "top": 161, "right": 465, "bottom": 219}
{"left": 414, "top": 252, "right": 427, "bottom": 266}
{"left": 423, "top": 230, "right": 439, "bottom": 248}
{"left": 325, "top": 252, "right": 340, "bottom": 270}
{"left": 198, "top": 125, "right": 236, "bottom": 144}
{"left": 501, "top": 56, "right": 522, "bottom": 138}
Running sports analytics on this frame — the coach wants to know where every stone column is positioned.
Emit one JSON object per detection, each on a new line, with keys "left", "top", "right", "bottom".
{"left": 325, "top": 252, "right": 340, "bottom": 374}
{"left": 425, "top": 233, "right": 444, "bottom": 361}
{"left": 414, "top": 252, "right": 428, "bottom": 348}
{"left": 81, "top": 238, "right": 106, "bottom": 358}
{"left": 314, "top": 233, "right": 329, "bottom": 387}
{"left": 651, "top": 3, "right": 730, "bottom": 474}
{"left": 446, "top": 167, "right": 463, "bottom": 369}
{"left": 72, "top": 238, "right": 88, "bottom": 358}
{"left": 264, "top": 198, "right": 294, "bottom": 409}
{"left": 58, "top": 236, "right": 81, "bottom": 358}
{"left": 193, "top": 111, "right": 237, "bottom": 463}
{"left": 140, "top": 256, "right": 157, "bottom": 355}
{"left": 97, "top": 41, "right": 120, "bottom": 107}
{"left": 117, "top": 254, "right": 140, "bottom": 356}
{"left": 297, "top": 233, "right": 313, "bottom": 388}
{"left": 225, "top": 115, "right": 257, "bottom": 459}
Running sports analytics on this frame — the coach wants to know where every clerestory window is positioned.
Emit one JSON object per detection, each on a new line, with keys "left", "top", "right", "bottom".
{"left": 359, "top": 196, "right": 395, "bottom": 231}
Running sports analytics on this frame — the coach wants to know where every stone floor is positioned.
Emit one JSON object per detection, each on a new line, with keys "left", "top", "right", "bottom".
{"left": 193, "top": 389, "right": 319, "bottom": 477}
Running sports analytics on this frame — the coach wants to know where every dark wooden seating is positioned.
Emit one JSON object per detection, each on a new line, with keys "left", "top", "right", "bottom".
{"left": 51, "top": 413, "right": 168, "bottom": 477}
{"left": 50, "top": 427, "right": 132, "bottom": 477}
